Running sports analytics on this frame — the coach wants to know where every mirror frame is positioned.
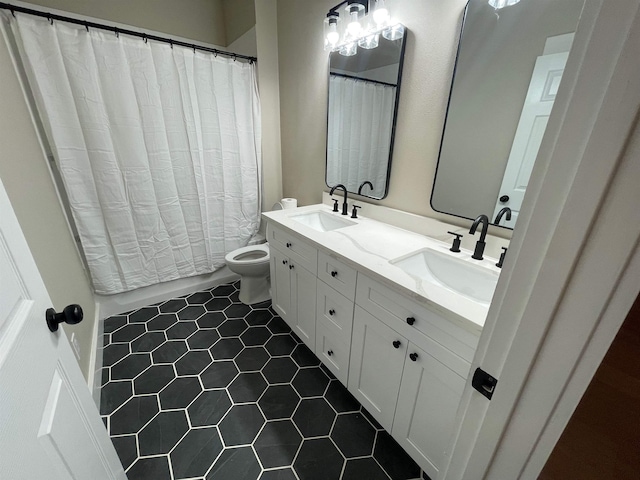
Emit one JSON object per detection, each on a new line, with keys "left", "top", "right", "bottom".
{"left": 325, "top": 27, "right": 408, "bottom": 200}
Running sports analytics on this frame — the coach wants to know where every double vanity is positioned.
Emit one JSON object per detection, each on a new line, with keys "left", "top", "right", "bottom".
{"left": 262, "top": 201, "right": 504, "bottom": 480}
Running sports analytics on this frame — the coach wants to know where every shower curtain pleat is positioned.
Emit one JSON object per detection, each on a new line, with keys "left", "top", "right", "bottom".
{"left": 10, "top": 14, "right": 261, "bottom": 295}
{"left": 326, "top": 75, "right": 395, "bottom": 198}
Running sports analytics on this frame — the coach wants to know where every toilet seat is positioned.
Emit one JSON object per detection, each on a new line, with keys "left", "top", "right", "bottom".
{"left": 225, "top": 244, "right": 270, "bottom": 265}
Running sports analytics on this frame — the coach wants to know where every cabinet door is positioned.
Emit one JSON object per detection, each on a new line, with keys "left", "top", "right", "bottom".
{"left": 392, "top": 343, "right": 466, "bottom": 480}
{"left": 348, "top": 307, "right": 407, "bottom": 431}
{"left": 291, "top": 262, "right": 317, "bottom": 352}
{"left": 270, "top": 247, "right": 292, "bottom": 323}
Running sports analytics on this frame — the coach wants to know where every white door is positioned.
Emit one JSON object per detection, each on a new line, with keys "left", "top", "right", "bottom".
{"left": 290, "top": 262, "right": 317, "bottom": 351}
{"left": 270, "top": 246, "right": 292, "bottom": 322}
{"left": 492, "top": 52, "right": 569, "bottom": 227}
{"left": 392, "top": 342, "right": 466, "bottom": 480}
{"left": 348, "top": 306, "right": 407, "bottom": 431}
{"left": 0, "top": 179, "right": 125, "bottom": 479}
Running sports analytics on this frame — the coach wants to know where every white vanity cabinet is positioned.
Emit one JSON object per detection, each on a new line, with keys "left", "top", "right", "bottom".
{"left": 265, "top": 217, "right": 481, "bottom": 480}
{"left": 351, "top": 274, "right": 475, "bottom": 480}
{"left": 267, "top": 225, "right": 318, "bottom": 351}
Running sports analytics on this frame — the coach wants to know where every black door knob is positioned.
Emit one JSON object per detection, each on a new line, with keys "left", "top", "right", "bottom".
{"left": 499, "top": 195, "right": 510, "bottom": 203}
{"left": 409, "top": 352, "right": 419, "bottom": 362}
{"left": 393, "top": 340, "right": 401, "bottom": 349}
{"left": 406, "top": 317, "right": 416, "bottom": 326}
{"left": 46, "top": 304, "right": 83, "bottom": 332}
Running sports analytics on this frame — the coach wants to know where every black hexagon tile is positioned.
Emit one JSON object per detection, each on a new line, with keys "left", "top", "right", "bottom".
{"left": 206, "top": 446, "right": 261, "bottom": 480}
{"left": 100, "top": 282, "right": 426, "bottom": 480}
{"left": 259, "top": 384, "right": 300, "bottom": 420}
{"left": 138, "top": 410, "right": 189, "bottom": 455}
{"left": 188, "top": 390, "right": 232, "bottom": 426}
{"left": 218, "top": 404, "right": 265, "bottom": 446}
{"left": 159, "top": 377, "right": 202, "bottom": 409}
{"left": 170, "top": 427, "right": 223, "bottom": 479}
{"left": 254, "top": 420, "right": 302, "bottom": 469}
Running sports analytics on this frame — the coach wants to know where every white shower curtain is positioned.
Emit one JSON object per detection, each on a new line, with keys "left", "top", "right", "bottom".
{"left": 10, "top": 14, "right": 261, "bottom": 295}
{"left": 327, "top": 74, "right": 396, "bottom": 198}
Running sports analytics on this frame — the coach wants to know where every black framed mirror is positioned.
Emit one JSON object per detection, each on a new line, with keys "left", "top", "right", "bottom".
{"left": 431, "top": 0, "right": 584, "bottom": 228}
{"left": 325, "top": 26, "right": 407, "bottom": 200}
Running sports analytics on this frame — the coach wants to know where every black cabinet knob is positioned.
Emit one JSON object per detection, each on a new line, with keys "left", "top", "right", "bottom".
{"left": 286, "top": 242, "right": 292, "bottom": 248}
{"left": 327, "top": 350, "right": 333, "bottom": 356}
{"left": 409, "top": 352, "right": 418, "bottom": 362}
{"left": 499, "top": 195, "right": 510, "bottom": 203}
{"left": 46, "top": 304, "right": 83, "bottom": 332}
{"left": 393, "top": 340, "right": 401, "bottom": 349}
{"left": 331, "top": 271, "right": 338, "bottom": 277}
{"left": 282, "top": 259, "right": 287, "bottom": 265}
{"left": 329, "top": 309, "right": 335, "bottom": 316}
{"left": 289, "top": 264, "right": 294, "bottom": 270}
{"left": 406, "top": 317, "right": 416, "bottom": 326}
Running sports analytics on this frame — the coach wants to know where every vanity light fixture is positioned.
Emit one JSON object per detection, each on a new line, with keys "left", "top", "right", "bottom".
{"left": 323, "top": 0, "right": 403, "bottom": 56}
{"left": 488, "top": 0, "right": 522, "bottom": 10}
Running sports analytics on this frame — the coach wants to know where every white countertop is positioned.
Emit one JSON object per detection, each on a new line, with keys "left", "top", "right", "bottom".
{"left": 263, "top": 204, "right": 502, "bottom": 334}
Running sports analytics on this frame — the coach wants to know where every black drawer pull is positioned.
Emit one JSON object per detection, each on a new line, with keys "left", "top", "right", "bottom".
{"left": 329, "top": 309, "right": 335, "bottom": 316}
{"left": 406, "top": 317, "right": 416, "bottom": 326}
{"left": 331, "top": 270, "right": 338, "bottom": 277}
{"left": 409, "top": 352, "right": 418, "bottom": 362}
{"left": 393, "top": 340, "right": 401, "bottom": 349}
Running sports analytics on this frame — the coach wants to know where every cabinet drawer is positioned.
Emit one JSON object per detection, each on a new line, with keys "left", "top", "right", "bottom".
{"left": 268, "top": 225, "right": 317, "bottom": 274}
{"left": 356, "top": 275, "right": 479, "bottom": 363}
{"left": 316, "top": 320, "right": 350, "bottom": 385}
{"left": 318, "top": 251, "right": 357, "bottom": 300}
{"left": 316, "top": 280, "right": 355, "bottom": 340}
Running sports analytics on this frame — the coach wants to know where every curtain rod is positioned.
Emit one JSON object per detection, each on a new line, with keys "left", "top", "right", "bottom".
{"left": 0, "top": 2, "right": 257, "bottom": 63}
{"left": 330, "top": 72, "right": 397, "bottom": 88}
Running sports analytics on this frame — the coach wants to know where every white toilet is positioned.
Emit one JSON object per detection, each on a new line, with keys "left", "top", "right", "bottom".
{"left": 225, "top": 236, "right": 270, "bottom": 305}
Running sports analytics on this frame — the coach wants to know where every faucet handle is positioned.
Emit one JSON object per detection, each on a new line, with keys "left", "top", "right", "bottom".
{"left": 496, "top": 246, "right": 508, "bottom": 268}
{"left": 351, "top": 205, "right": 361, "bottom": 219}
{"left": 447, "top": 231, "right": 463, "bottom": 253}
{"left": 332, "top": 198, "right": 339, "bottom": 212}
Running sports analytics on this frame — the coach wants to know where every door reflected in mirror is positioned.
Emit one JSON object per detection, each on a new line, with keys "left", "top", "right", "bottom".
{"left": 326, "top": 26, "right": 407, "bottom": 200}
{"left": 431, "top": 0, "right": 584, "bottom": 229}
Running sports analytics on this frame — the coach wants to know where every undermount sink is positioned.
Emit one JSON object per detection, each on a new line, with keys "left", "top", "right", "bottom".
{"left": 290, "top": 211, "right": 356, "bottom": 232}
{"left": 391, "top": 248, "right": 499, "bottom": 304}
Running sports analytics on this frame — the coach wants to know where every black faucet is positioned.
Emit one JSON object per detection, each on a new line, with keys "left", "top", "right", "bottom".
{"left": 469, "top": 214, "right": 489, "bottom": 260}
{"left": 358, "top": 181, "right": 374, "bottom": 195}
{"left": 329, "top": 184, "right": 349, "bottom": 215}
{"left": 494, "top": 207, "right": 512, "bottom": 226}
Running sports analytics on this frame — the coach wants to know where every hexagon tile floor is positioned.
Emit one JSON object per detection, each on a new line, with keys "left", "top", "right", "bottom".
{"left": 100, "top": 281, "right": 428, "bottom": 480}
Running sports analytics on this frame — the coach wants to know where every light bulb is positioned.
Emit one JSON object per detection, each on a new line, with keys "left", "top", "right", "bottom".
{"left": 327, "top": 28, "right": 340, "bottom": 46}
{"left": 373, "top": 0, "right": 390, "bottom": 26}
{"left": 347, "top": 10, "right": 361, "bottom": 35}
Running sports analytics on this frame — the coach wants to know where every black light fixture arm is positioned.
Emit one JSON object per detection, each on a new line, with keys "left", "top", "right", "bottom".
{"left": 0, "top": 2, "right": 257, "bottom": 63}
{"left": 328, "top": 0, "right": 369, "bottom": 16}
